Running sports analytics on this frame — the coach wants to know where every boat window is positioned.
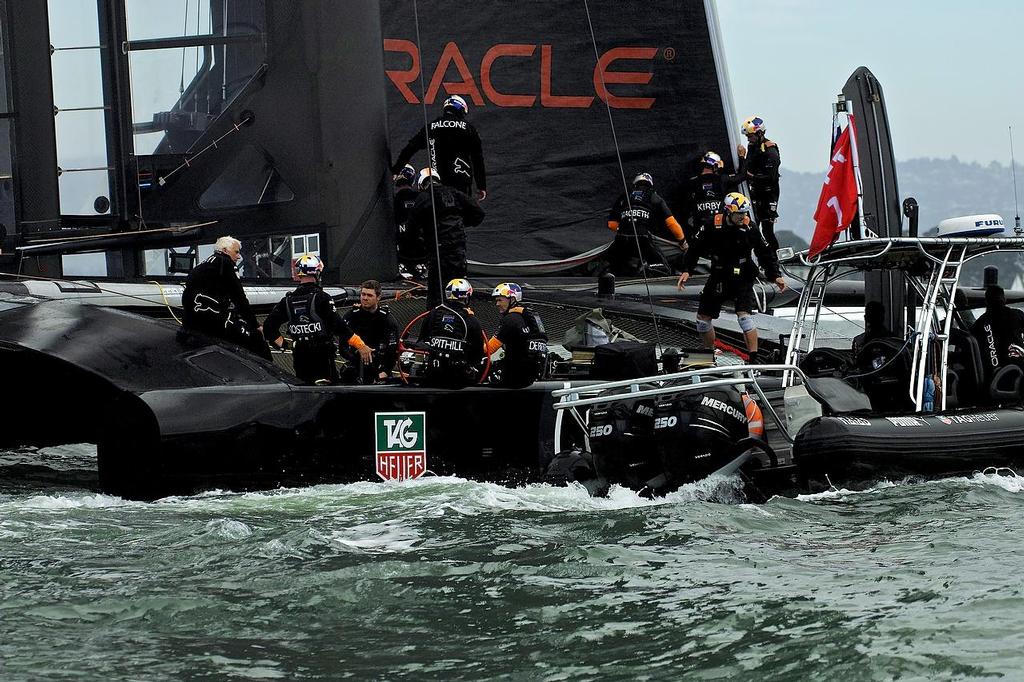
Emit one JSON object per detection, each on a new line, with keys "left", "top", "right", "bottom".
{"left": 47, "top": 0, "right": 112, "bottom": 217}
{"left": 0, "top": 5, "right": 12, "bottom": 242}
{"left": 61, "top": 253, "right": 108, "bottom": 277}
{"left": 0, "top": 119, "right": 12, "bottom": 240}
{"left": 124, "top": 0, "right": 268, "bottom": 156}
{"left": 241, "top": 236, "right": 294, "bottom": 280}
{"left": 292, "top": 234, "right": 321, "bottom": 257}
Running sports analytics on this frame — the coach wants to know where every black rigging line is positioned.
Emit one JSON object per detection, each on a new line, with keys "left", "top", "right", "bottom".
{"left": 582, "top": 0, "right": 664, "bottom": 353}
{"left": 411, "top": 0, "right": 446, "bottom": 309}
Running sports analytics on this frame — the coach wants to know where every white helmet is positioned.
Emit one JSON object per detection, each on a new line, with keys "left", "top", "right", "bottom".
{"left": 443, "top": 95, "right": 468, "bottom": 114}
{"left": 632, "top": 172, "right": 654, "bottom": 187}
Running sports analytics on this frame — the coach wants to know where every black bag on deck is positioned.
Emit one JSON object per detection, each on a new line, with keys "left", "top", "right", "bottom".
{"left": 591, "top": 341, "right": 657, "bottom": 380}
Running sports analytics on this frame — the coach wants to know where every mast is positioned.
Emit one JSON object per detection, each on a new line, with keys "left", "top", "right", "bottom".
{"left": 842, "top": 66, "right": 905, "bottom": 335}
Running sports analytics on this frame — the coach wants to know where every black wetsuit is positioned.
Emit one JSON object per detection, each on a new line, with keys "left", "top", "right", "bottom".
{"left": 971, "top": 306, "right": 1024, "bottom": 377}
{"left": 181, "top": 251, "right": 270, "bottom": 359}
{"left": 263, "top": 283, "right": 361, "bottom": 385}
{"left": 606, "top": 187, "right": 682, "bottom": 275}
{"left": 407, "top": 182, "right": 485, "bottom": 308}
{"left": 394, "top": 184, "right": 426, "bottom": 273}
{"left": 417, "top": 301, "right": 484, "bottom": 387}
{"left": 682, "top": 166, "right": 746, "bottom": 233}
{"left": 392, "top": 111, "right": 486, "bottom": 197}
{"left": 683, "top": 214, "right": 780, "bottom": 318}
{"left": 342, "top": 304, "right": 400, "bottom": 383}
{"left": 745, "top": 139, "right": 782, "bottom": 252}
{"left": 490, "top": 304, "right": 549, "bottom": 388}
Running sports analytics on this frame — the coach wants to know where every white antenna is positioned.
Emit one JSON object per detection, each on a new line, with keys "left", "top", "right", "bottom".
{"left": 1011, "top": 126, "right": 1022, "bottom": 235}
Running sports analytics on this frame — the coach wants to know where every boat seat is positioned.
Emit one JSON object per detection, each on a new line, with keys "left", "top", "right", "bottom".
{"left": 804, "top": 376, "right": 872, "bottom": 415}
{"left": 854, "top": 337, "right": 914, "bottom": 412}
{"left": 799, "top": 347, "right": 854, "bottom": 378}
{"left": 990, "top": 364, "right": 1024, "bottom": 405}
{"left": 946, "top": 328, "right": 986, "bottom": 408}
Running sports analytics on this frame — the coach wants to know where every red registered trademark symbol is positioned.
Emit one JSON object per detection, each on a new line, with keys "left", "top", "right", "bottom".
{"left": 663, "top": 47, "right": 676, "bottom": 61}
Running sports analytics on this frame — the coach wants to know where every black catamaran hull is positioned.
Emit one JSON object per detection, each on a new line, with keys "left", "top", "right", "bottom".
{"left": 0, "top": 297, "right": 568, "bottom": 499}
{"left": 98, "top": 383, "right": 565, "bottom": 500}
{"left": 793, "top": 412, "right": 1024, "bottom": 490}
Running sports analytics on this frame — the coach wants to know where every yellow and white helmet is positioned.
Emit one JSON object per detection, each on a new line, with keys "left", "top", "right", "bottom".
{"left": 445, "top": 278, "right": 473, "bottom": 301}
{"left": 491, "top": 282, "right": 523, "bottom": 303}
{"left": 723, "top": 192, "right": 750, "bottom": 214}
{"left": 741, "top": 116, "right": 766, "bottom": 136}
{"left": 294, "top": 253, "right": 324, "bottom": 276}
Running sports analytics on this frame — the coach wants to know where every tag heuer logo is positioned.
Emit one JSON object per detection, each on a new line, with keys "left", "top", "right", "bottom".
{"left": 374, "top": 412, "right": 427, "bottom": 481}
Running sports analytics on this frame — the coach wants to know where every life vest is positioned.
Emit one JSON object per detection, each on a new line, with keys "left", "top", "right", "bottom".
{"left": 425, "top": 306, "right": 471, "bottom": 375}
{"left": 513, "top": 305, "right": 549, "bottom": 362}
{"left": 285, "top": 291, "right": 331, "bottom": 345}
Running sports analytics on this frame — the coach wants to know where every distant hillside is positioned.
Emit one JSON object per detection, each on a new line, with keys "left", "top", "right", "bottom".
{"left": 775, "top": 157, "right": 1024, "bottom": 287}
{"left": 777, "top": 157, "right": 1022, "bottom": 242}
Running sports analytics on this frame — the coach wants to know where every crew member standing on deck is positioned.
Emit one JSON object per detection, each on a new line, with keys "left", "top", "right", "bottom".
{"left": 393, "top": 164, "right": 427, "bottom": 281}
{"left": 391, "top": 95, "right": 487, "bottom": 200}
{"left": 342, "top": 279, "right": 400, "bottom": 384}
{"left": 605, "top": 172, "right": 686, "bottom": 276}
{"left": 682, "top": 151, "right": 747, "bottom": 234}
{"left": 181, "top": 236, "right": 271, "bottom": 359}
{"left": 407, "top": 168, "right": 485, "bottom": 308}
{"left": 485, "top": 282, "right": 549, "bottom": 388}
{"left": 263, "top": 254, "right": 372, "bottom": 385}
{"left": 417, "top": 278, "right": 485, "bottom": 388}
{"left": 739, "top": 116, "right": 782, "bottom": 253}
{"left": 676, "top": 192, "right": 786, "bottom": 359}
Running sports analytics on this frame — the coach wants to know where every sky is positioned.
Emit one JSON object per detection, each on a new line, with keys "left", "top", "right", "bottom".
{"left": 716, "top": 0, "right": 1024, "bottom": 174}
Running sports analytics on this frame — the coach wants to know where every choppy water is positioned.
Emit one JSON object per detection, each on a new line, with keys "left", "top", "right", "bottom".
{"left": 2, "top": 446, "right": 1024, "bottom": 681}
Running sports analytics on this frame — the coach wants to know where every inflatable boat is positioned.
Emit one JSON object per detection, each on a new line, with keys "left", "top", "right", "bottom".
{"left": 550, "top": 236, "right": 1024, "bottom": 496}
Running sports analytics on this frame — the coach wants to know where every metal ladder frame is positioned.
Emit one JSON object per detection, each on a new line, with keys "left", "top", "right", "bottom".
{"left": 908, "top": 243, "right": 968, "bottom": 411}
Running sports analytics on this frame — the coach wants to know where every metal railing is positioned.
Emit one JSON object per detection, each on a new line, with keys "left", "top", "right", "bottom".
{"left": 552, "top": 364, "right": 810, "bottom": 445}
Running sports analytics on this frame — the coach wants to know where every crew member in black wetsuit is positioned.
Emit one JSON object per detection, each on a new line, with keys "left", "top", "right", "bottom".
{"left": 417, "top": 278, "right": 484, "bottom": 388}
{"left": 682, "top": 151, "right": 747, "bottom": 235}
{"left": 181, "top": 236, "right": 271, "bottom": 359}
{"left": 605, "top": 172, "right": 686, "bottom": 276}
{"left": 341, "top": 279, "right": 400, "bottom": 384}
{"left": 676, "top": 192, "right": 787, "bottom": 358}
{"left": 485, "top": 282, "right": 549, "bottom": 388}
{"left": 739, "top": 116, "right": 782, "bottom": 253}
{"left": 393, "top": 164, "right": 426, "bottom": 281}
{"left": 407, "top": 168, "right": 485, "bottom": 308}
{"left": 391, "top": 95, "right": 487, "bottom": 200}
{"left": 971, "top": 285, "right": 1024, "bottom": 375}
{"left": 262, "top": 254, "right": 372, "bottom": 385}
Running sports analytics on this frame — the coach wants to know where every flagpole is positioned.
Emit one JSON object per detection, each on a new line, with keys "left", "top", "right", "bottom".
{"left": 848, "top": 113, "right": 866, "bottom": 237}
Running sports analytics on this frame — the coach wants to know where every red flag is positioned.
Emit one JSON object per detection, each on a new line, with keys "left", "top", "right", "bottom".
{"left": 809, "top": 118, "right": 860, "bottom": 258}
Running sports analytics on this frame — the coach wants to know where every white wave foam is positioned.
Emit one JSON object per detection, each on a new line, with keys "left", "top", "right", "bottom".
{"left": 12, "top": 493, "right": 134, "bottom": 510}
{"left": 205, "top": 518, "right": 253, "bottom": 539}
{"left": 969, "top": 468, "right": 1024, "bottom": 493}
{"left": 792, "top": 479, "right": 898, "bottom": 503}
{"left": 328, "top": 521, "right": 422, "bottom": 553}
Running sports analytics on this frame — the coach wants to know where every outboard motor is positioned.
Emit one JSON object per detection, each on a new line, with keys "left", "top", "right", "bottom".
{"left": 651, "top": 386, "right": 751, "bottom": 491}
{"left": 586, "top": 386, "right": 659, "bottom": 488}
